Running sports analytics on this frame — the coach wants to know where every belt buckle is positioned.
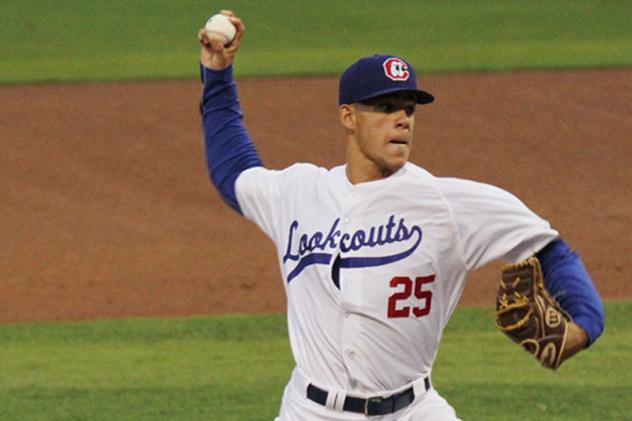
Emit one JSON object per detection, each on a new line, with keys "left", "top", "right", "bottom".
{"left": 364, "top": 395, "right": 384, "bottom": 416}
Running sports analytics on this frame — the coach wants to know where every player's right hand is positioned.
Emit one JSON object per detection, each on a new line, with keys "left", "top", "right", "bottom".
{"left": 198, "top": 10, "right": 245, "bottom": 71}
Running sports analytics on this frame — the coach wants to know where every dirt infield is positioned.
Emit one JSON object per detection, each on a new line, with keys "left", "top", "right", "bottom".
{"left": 1, "top": 69, "right": 630, "bottom": 323}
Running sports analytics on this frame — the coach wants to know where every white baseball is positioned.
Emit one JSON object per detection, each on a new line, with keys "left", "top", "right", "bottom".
{"left": 204, "top": 14, "right": 236, "bottom": 46}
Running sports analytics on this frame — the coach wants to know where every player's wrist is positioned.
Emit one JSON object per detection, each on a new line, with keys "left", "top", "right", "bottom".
{"left": 199, "top": 52, "right": 234, "bottom": 71}
{"left": 200, "top": 62, "right": 233, "bottom": 82}
{"left": 558, "top": 322, "right": 588, "bottom": 365}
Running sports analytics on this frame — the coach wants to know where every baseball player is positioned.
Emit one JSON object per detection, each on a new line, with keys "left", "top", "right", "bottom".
{"left": 197, "top": 11, "right": 604, "bottom": 420}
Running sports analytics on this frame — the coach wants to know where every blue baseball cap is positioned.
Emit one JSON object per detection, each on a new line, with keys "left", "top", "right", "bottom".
{"left": 338, "top": 54, "right": 434, "bottom": 106}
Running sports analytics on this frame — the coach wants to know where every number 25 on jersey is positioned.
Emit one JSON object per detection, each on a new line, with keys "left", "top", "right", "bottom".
{"left": 387, "top": 275, "right": 435, "bottom": 318}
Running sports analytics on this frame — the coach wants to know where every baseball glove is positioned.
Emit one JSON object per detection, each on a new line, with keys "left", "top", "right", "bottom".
{"left": 495, "top": 257, "right": 570, "bottom": 369}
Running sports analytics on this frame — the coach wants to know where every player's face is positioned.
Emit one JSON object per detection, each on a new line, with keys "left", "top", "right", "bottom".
{"left": 342, "top": 92, "right": 416, "bottom": 181}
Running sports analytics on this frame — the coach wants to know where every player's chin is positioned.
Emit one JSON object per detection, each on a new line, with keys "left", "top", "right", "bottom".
{"left": 381, "top": 155, "right": 408, "bottom": 175}
{"left": 387, "top": 147, "right": 410, "bottom": 165}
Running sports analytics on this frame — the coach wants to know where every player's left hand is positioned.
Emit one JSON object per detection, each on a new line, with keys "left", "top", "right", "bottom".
{"left": 495, "top": 257, "right": 587, "bottom": 369}
{"left": 198, "top": 10, "right": 245, "bottom": 71}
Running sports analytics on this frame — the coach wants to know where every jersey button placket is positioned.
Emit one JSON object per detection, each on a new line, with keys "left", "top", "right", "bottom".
{"left": 337, "top": 189, "right": 357, "bottom": 295}
{"left": 342, "top": 190, "right": 357, "bottom": 234}
{"left": 338, "top": 188, "right": 357, "bottom": 381}
{"left": 342, "top": 193, "right": 353, "bottom": 226}
{"left": 343, "top": 347, "right": 356, "bottom": 360}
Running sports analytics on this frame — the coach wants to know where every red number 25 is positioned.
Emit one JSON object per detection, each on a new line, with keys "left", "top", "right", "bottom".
{"left": 387, "top": 275, "right": 435, "bottom": 318}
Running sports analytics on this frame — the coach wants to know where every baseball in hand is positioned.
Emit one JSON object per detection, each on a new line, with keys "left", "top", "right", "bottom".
{"left": 204, "top": 14, "right": 236, "bottom": 46}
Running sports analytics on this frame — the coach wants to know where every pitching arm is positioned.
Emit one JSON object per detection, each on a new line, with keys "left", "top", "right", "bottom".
{"left": 199, "top": 64, "right": 262, "bottom": 213}
{"left": 197, "top": 12, "right": 262, "bottom": 214}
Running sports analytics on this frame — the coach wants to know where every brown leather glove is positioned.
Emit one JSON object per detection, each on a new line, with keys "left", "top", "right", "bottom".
{"left": 496, "top": 257, "right": 571, "bottom": 369}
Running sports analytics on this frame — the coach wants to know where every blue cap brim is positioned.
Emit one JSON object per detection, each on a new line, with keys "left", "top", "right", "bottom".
{"left": 347, "top": 87, "right": 434, "bottom": 105}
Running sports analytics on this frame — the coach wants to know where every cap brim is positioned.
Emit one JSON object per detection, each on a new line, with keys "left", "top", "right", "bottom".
{"left": 414, "top": 90, "right": 435, "bottom": 104}
{"left": 353, "top": 87, "right": 435, "bottom": 105}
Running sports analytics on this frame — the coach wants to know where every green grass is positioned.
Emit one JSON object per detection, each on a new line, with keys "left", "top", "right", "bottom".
{"left": 433, "top": 301, "right": 632, "bottom": 420}
{"left": 1, "top": 302, "right": 630, "bottom": 420}
{"left": 1, "top": 0, "right": 631, "bottom": 84}
{"left": 0, "top": 315, "right": 293, "bottom": 420}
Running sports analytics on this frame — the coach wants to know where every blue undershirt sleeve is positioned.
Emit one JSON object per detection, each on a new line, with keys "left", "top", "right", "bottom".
{"left": 536, "top": 238, "right": 605, "bottom": 345}
{"left": 199, "top": 63, "right": 263, "bottom": 214}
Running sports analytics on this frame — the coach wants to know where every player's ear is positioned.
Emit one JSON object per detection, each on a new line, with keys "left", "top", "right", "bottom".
{"left": 339, "top": 104, "right": 356, "bottom": 130}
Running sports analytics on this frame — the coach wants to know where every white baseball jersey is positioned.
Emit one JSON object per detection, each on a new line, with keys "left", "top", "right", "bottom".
{"left": 235, "top": 161, "right": 557, "bottom": 394}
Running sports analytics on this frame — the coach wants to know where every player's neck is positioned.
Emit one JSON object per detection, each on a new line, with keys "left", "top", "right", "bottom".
{"left": 345, "top": 135, "right": 404, "bottom": 184}
{"left": 345, "top": 157, "right": 396, "bottom": 185}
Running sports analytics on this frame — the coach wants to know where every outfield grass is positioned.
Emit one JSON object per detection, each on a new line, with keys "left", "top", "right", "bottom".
{"left": 2, "top": 0, "right": 631, "bottom": 84}
{"left": 1, "top": 302, "right": 630, "bottom": 420}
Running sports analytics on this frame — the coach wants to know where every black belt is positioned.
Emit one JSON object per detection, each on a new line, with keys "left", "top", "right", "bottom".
{"left": 306, "top": 377, "right": 430, "bottom": 416}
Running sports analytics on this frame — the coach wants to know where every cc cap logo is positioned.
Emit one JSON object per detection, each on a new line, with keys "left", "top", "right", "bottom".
{"left": 383, "top": 58, "right": 410, "bottom": 81}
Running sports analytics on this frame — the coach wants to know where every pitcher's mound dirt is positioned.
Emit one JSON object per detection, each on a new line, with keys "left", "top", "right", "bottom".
{"left": 1, "top": 69, "right": 630, "bottom": 323}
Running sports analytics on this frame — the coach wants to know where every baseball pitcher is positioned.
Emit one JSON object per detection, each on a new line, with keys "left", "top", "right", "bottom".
{"left": 197, "top": 11, "right": 604, "bottom": 420}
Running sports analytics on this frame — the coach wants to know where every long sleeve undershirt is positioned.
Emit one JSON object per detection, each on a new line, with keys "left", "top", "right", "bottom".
{"left": 537, "top": 238, "right": 604, "bottom": 344}
{"left": 199, "top": 64, "right": 262, "bottom": 213}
